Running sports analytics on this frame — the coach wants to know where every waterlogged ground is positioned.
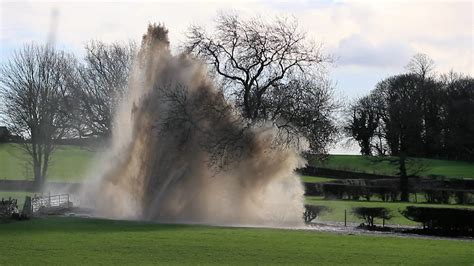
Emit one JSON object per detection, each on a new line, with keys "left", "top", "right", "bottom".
{"left": 306, "top": 196, "right": 474, "bottom": 226}
{"left": 1, "top": 217, "right": 473, "bottom": 265}
{"left": 2, "top": 191, "right": 472, "bottom": 227}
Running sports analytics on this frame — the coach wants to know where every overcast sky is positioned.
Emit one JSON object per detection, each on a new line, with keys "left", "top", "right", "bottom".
{"left": 0, "top": 0, "right": 472, "bottom": 153}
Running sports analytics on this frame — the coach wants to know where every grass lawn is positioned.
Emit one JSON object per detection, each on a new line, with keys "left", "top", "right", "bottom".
{"left": 1, "top": 217, "right": 473, "bottom": 265}
{"left": 309, "top": 155, "right": 474, "bottom": 179}
{"left": 300, "top": 175, "right": 335, "bottom": 183}
{"left": 0, "top": 143, "right": 95, "bottom": 181}
{"left": 306, "top": 196, "right": 474, "bottom": 226}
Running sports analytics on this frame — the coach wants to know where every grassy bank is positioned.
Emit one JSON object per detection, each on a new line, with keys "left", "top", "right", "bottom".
{"left": 0, "top": 143, "right": 95, "bottom": 181}
{"left": 309, "top": 155, "right": 474, "bottom": 179}
{"left": 1, "top": 217, "right": 473, "bottom": 265}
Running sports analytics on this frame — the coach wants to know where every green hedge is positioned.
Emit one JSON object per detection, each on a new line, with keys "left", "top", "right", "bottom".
{"left": 401, "top": 206, "right": 474, "bottom": 234}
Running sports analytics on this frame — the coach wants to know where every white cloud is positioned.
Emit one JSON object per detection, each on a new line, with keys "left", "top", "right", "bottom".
{"left": 331, "top": 1, "right": 473, "bottom": 74}
{"left": 335, "top": 34, "right": 414, "bottom": 68}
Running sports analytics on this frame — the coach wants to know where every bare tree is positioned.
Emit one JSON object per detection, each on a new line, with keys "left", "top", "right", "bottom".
{"left": 0, "top": 44, "right": 75, "bottom": 189}
{"left": 406, "top": 53, "right": 435, "bottom": 80}
{"left": 71, "top": 41, "right": 136, "bottom": 138}
{"left": 263, "top": 76, "right": 339, "bottom": 154}
{"left": 185, "top": 13, "right": 335, "bottom": 153}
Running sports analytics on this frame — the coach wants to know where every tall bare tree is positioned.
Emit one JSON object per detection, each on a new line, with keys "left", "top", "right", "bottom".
{"left": 262, "top": 76, "right": 339, "bottom": 153}
{"left": 185, "top": 13, "right": 336, "bottom": 154}
{"left": 0, "top": 44, "right": 75, "bottom": 188}
{"left": 71, "top": 41, "right": 136, "bottom": 138}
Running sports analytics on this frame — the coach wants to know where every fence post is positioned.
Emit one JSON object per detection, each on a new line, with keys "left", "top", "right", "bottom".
{"left": 344, "top": 209, "right": 347, "bottom": 227}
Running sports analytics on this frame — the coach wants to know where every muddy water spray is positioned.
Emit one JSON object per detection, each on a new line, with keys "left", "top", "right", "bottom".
{"left": 81, "top": 25, "right": 306, "bottom": 226}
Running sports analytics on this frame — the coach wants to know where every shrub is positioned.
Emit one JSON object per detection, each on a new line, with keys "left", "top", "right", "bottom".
{"left": 303, "top": 183, "right": 323, "bottom": 196}
{"left": 303, "top": 205, "right": 330, "bottom": 224}
{"left": 373, "top": 187, "right": 399, "bottom": 202}
{"left": 352, "top": 207, "right": 391, "bottom": 228}
{"left": 423, "top": 189, "right": 451, "bottom": 204}
{"left": 322, "top": 184, "right": 374, "bottom": 201}
{"left": 321, "top": 183, "right": 344, "bottom": 199}
{"left": 401, "top": 206, "right": 474, "bottom": 234}
{"left": 453, "top": 191, "right": 473, "bottom": 205}
{"left": 345, "top": 186, "right": 372, "bottom": 201}
{"left": 0, "top": 198, "right": 18, "bottom": 219}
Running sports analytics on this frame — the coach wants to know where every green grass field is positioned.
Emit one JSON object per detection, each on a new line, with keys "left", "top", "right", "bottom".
{"left": 1, "top": 217, "right": 473, "bottom": 265}
{"left": 0, "top": 143, "right": 95, "bottom": 181}
{"left": 2, "top": 145, "right": 473, "bottom": 265}
{"left": 306, "top": 197, "right": 474, "bottom": 226}
{"left": 309, "top": 155, "right": 474, "bottom": 179}
{"left": 300, "top": 175, "right": 335, "bottom": 183}
{"left": 1, "top": 143, "right": 473, "bottom": 181}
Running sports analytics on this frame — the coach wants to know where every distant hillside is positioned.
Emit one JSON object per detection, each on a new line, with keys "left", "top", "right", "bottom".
{"left": 1, "top": 143, "right": 473, "bottom": 181}
{"left": 308, "top": 155, "right": 474, "bottom": 179}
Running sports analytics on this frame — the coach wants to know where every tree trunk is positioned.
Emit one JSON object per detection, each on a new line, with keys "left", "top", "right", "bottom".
{"left": 33, "top": 162, "right": 44, "bottom": 191}
{"left": 362, "top": 139, "right": 371, "bottom": 155}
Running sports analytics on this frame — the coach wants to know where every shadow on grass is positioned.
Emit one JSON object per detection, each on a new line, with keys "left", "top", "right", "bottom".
{"left": 0, "top": 216, "right": 211, "bottom": 234}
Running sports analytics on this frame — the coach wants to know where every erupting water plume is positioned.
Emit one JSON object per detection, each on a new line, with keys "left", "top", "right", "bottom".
{"left": 81, "top": 25, "right": 306, "bottom": 226}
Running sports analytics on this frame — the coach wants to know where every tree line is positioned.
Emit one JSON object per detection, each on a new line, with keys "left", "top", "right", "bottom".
{"left": 345, "top": 54, "right": 473, "bottom": 162}
{"left": 344, "top": 54, "right": 473, "bottom": 201}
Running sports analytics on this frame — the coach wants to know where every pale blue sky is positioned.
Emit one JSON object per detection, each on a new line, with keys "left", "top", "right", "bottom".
{"left": 0, "top": 0, "right": 472, "bottom": 154}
